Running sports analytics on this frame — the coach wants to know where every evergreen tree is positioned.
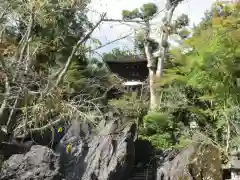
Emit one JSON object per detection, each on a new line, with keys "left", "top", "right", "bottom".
{"left": 0, "top": 0, "right": 112, "bottom": 138}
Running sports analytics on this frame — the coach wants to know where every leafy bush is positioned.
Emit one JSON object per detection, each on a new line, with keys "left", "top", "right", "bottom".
{"left": 139, "top": 134, "right": 174, "bottom": 149}
{"left": 109, "top": 93, "right": 148, "bottom": 117}
{"left": 143, "top": 112, "right": 170, "bottom": 135}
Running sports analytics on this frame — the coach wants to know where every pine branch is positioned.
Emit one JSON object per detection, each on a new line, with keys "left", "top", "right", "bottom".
{"left": 52, "top": 13, "right": 107, "bottom": 89}
{"left": 90, "top": 33, "right": 132, "bottom": 52}
{"left": 103, "top": 18, "right": 145, "bottom": 24}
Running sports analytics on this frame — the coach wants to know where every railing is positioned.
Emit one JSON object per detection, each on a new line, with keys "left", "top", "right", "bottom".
{"left": 128, "top": 154, "right": 156, "bottom": 180}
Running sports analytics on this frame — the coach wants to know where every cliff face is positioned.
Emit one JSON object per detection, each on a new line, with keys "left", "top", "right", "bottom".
{"left": 57, "top": 120, "right": 137, "bottom": 180}
{"left": 0, "top": 119, "right": 138, "bottom": 180}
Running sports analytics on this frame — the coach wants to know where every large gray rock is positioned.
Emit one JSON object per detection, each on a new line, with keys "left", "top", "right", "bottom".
{"left": 156, "top": 143, "right": 222, "bottom": 180}
{"left": 57, "top": 119, "right": 137, "bottom": 180}
{"left": 56, "top": 121, "right": 90, "bottom": 180}
{"left": 0, "top": 145, "right": 62, "bottom": 180}
{"left": 0, "top": 116, "right": 137, "bottom": 180}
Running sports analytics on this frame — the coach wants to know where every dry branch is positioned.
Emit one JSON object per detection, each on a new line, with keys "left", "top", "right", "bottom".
{"left": 13, "top": 9, "right": 34, "bottom": 81}
{"left": 90, "top": 33, "right": 132, "bottom": 52}
{"left": 0, "top": 55, "right": 10, "bottom": 122}
{"left": 0, "top": 5, "right": 10, "bottom": 22}
{"left": 103, "top": 18, "right": 145, "bottom": 25}
{"left": 52, "top": 13, "right": 107, "bottom": 89}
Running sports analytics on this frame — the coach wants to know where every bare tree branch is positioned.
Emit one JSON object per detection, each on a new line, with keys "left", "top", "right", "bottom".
{"left": 156, "top": 6, "right": 176, "bottom": 78}
{"left": 6, "top": 92, "right": 21, "bottom": 131}
{"left": 52, "top": 13, "right": 107, "bottom": 89}
{"left": 103, "top": 18, "right": 145, "bottom": 25}
{"left": 29, "top": 118, "right": 63, "bottom": 133}
{"left": 0, "top": 55, "right": 10, "bottom": 122}
{"left": 13, "top": 9, "right": 34, "bottom": 81}
{"left": 90, "top": 33, "right": 132, "bottom": 52}
{"left": 0, "top": 5, "right": 10, "bottom": 22}
{"left": 6, "top": 9, "right": 35, "bottom": 132}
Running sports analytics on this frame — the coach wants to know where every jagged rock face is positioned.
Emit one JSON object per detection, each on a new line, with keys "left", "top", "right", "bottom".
{"left": 0, "top": 117, "right": 137, "bottom": 180}
{"left": 0, "top": 145, "right": 62, "bottom": 180}
{"left": 57, "top": 120, "right": 137, "bottom": 180}
{"left": 0, "top": 118, "right": 137, "bottom": 180}
{"left": 156, "top": 143, "right": 222, "bottom": 180}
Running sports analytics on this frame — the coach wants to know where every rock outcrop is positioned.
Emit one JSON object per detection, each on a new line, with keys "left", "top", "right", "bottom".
{"left": 0, "top": 117, "right": 138, "bottom": 180}
{"left": 57, "top": 119, "right": 137, "bottom": 180}
{"left": 156, "top": 143, "right": 222, "bottom": 180}
{"left": 0, "top": 145, "right": 62, "bottom": 180}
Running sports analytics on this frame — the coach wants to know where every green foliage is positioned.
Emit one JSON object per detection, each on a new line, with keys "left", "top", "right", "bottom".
{"left": 134, "top": 31, "right": 159, "bottom": 54}
{"left": 178, "top": 28, "right": 191, "bottom": 39}
{"left": 63, "top": 60, "right": 88, "bottom": 93}
{"left": 122, "top": 3, "right": 158, "bottom": 21}
{"left": 175, "top": 14, "right": 189, "bottom": 28}
{"left": 174, "top": 135, "right": 190, "bottom": 149}
{"left": 143, "top": 112, "right": 169, "bottom": 135}
{"left": 102, "top": 48, "right": 133, "bottom": 62}
{"left": 154, "top": 2, "right": 240, "bottom": 152}
{"left": 140, "top": 111, "right": 186, "bottom": 149}
{"left": 0, "top": 0, "right": 116, "bottom": 134}
{"left": 122, "top": 9, "right": 140, "bottom": 20}
{"left": 140, "top": 3, "right": 158, "bottom": 20}
{"left": 139, "top": 2, "right": 240, "bottom": 152}
{"left": 3, "top": 0, "right": 112, "bottom": 94}
{"left": 139, "top": 134, "right": 174, "bottom": 149}
{"left": 2, "top": 0, "right": 239, "bottom": 155}
{"left": 109, "top": 93, "right": 148, "bottom": 117}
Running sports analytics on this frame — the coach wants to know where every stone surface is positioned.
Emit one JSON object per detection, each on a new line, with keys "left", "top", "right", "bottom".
{"left": 156, "top": 143, "right": 222, "bottom": 180}
{"left": 0, "top": 116, "right": 138, "bottom": 180}
{"left": 13, "top": 119, "right": 69, "bottom": 149}
{"left": 0, "top": 141, "right": 33, "bottom": 158}
{"left": 0, "top": 145, "right": 62, "bottom": 180}
{"left": 57, "top": 119, "right": 137, "bottom": 180}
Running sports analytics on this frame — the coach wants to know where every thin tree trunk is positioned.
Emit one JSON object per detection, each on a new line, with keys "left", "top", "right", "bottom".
{"left": 144, "top": 21, "right": 158, "bottom": 111}
{"left": 145, "top": 41, "right": 158, "bottom": 111}
{"left": 156, "top": 6, "right": 175, "bottom": 78}
{"left": 149, "top": 70, "right": 158, "bottom": 111}
{"left": 151, "top": 4, "right": 177, "bottom": 110}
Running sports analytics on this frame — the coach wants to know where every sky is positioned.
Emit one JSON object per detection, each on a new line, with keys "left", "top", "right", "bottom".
{"left": 87, "top": 0, "right": 215, "bottom": 55}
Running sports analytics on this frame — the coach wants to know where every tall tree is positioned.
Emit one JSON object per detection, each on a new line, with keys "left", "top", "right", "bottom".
{"left": 156, "top": 1, "right": 240, "bottom": 151}
{"left": 122, "top": 0, "right": 187, "bottom": 111}
{"left": 0, "top": 0, "right": 110, "bottom": 139}
{"left": 139, "top": 1, "right": 240, "bottom": 150}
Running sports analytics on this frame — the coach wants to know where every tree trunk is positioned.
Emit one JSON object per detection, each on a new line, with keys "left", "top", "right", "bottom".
{"left": 149, "top": 70, "right": 158, "bottom": 111}
{"left": 140, "top": 1, "right": 181, "bottom": 111}
{"left": 144, "top": 42, "right": 158, "bottom": 111}
{"left": 143, "top": 20, "right": 158, "bottom": 111}
{"left": 156, "top": 6, "right": 175, "bottom": 78}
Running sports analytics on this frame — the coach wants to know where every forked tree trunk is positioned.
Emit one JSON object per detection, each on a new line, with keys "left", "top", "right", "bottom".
{"left": 145, "top": 1, "right": 179, "bottom": 111}
{"left": 156, "top": 5, "right": 176, "bottom": 78}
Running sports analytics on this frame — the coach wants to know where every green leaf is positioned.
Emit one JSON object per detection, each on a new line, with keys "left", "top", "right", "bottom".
{"left": 198, "top": 95, "right": 216, "bottom": 101}
{"left": 91, "top": 38, "right": 102, "bottom": 46}
{"left": 58, "top": 127, "right": 63, "bottom": 133}
{"left": 66, "top": 144, "right": 72, "bottom": 154}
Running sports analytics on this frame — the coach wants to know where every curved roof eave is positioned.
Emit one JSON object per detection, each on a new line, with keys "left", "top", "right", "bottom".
{"left": 104, "top": 55, "right": 147, "bottom": 63}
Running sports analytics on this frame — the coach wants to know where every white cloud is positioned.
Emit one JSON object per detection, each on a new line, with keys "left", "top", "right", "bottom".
{"left": 87, "top": 0, "right": 215, "bottom": 54}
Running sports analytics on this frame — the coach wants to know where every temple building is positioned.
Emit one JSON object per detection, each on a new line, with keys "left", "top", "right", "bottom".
{"left": 104, "top": 55, "right": 148, "bottom": 86}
